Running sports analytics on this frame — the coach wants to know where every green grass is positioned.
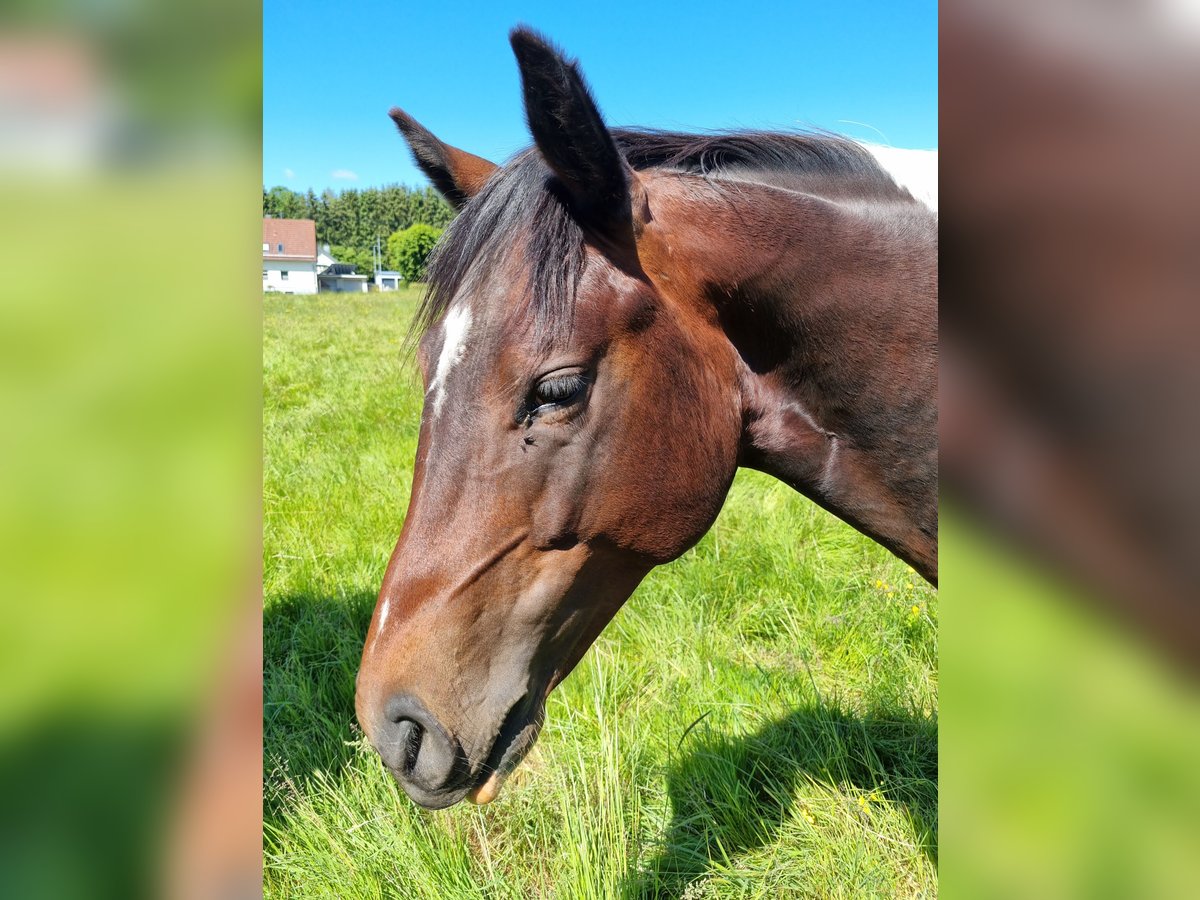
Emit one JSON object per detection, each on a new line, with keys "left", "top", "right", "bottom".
{"left": 264, "top": 290, "right": 938, "bottom": 898}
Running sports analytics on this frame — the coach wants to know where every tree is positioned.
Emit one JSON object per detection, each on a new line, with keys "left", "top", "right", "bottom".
{"left": 330, "top": 245, "right": 376, "bottom": 276}
{"left": 264, "top": 185, "right": 304, "bottom": 220}
{"left": 387, "top": 224, "right": 443, "bottom": 282}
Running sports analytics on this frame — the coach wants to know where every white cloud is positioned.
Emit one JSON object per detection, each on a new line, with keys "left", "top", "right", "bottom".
{"left": 331, "top": 169, "right": 359, "bottom": 181}
{"left": 283, "top": 167, "right": 295, "bottom": 179}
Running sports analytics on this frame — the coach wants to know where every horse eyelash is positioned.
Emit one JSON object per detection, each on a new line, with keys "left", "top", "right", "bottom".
{"left": 515, "top": 373, "right": 591, "bottom": 426}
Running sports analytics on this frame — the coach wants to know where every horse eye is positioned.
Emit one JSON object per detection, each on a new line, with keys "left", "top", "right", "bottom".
{"left": 533, "top": 373, "right": 587, "bottom": 408}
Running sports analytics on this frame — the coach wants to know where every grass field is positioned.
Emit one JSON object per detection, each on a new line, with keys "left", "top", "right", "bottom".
{"left": 263, "top": 290, "right": 938, "bottom": 898}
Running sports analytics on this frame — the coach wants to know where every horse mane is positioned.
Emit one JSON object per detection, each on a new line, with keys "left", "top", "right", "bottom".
{"left": 413, "top": 129, "right": 902, "bottom": 345}
{"left": 613, "top": 128, "right": 895, "bottom": 190}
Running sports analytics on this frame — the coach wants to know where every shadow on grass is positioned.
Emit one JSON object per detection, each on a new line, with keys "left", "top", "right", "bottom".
{"left": 262, "top": 589, "right": 376, "bottom": 827}
{"left": 625, "top": 704, "right": 937, "bottom": 898}
{"left": 0, "top": 716, "right": 184, "bottom": 900}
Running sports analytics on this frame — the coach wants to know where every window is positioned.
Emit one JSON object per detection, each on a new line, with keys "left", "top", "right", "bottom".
{"left": 262, "top": 268, "right": 268, "bottom": 280}
{"left": 280, "top": 270, "right": 288, "bottom": 281}
{"left": 277, "top": 243, "right": 284, "bottom": 253}
{"left": 262, "top": 242, "right": 269, "bottom": 252}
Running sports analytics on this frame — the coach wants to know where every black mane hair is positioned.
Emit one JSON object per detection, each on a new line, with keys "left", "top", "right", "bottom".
{"left": 412, "top": 129, "right": 901, "bottom": 345}
{"left": 614, "top": 128, "right": 894, "bottom": 188}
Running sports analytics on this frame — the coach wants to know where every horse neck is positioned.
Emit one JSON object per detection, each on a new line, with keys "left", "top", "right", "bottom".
{"left": 639, "top": 173, "right": 939, "bottom": 582}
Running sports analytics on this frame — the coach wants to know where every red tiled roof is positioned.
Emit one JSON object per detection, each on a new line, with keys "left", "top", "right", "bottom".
{"left": 0, "top": 36, "right": 100, "bottom": 109}
{"left": 263, "top": 218, "right": 316, "bottom": 260}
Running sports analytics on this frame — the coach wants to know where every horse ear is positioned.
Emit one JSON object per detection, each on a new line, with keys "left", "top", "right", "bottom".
{"left": 510, "top": 27, "right": 640, "bottom": 245}
{"left": 389, "top": 108, "right": 497, "bottom": 209}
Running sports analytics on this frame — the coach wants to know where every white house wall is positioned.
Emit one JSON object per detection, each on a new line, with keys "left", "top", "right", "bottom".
{"left": 319, "top": 276, "right": 369, "bottom": 293}
{"left": 263, "top": 261, "right": 318, "bottom": 294}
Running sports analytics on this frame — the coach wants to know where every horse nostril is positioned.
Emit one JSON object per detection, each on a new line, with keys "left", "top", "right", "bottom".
{"left": 392, "top": 717, "right": 424, "bottom": 774}
{"left": 379, "top": 694, "right": 460, "bottom": 796}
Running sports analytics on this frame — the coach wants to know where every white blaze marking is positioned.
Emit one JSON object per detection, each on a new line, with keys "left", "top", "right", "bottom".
{"left": 365, "top": 597, "right": 389, "bottom": 655}
{"left": 426, "top": 305, "right": 473, "bottom": 418}
{"left": 369, "top": 307, "right": 471, "bottom": 654}
{"left": 368, "top": 595, "right": 392, "bottom": 654}
{"left": 860, "top": 144, "right": 938, "bottom": 212}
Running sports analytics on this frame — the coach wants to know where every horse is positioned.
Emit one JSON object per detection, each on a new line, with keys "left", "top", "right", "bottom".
{"left": 355, "top": 27, "right": 937, "bottom": 810}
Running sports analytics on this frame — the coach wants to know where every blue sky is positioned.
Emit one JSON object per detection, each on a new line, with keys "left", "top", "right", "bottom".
{"left": 264, "top": 1, "right": 937, "bottom": 192}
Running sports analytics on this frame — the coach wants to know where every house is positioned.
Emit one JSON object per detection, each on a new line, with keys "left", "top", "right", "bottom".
{"left": 263, "top": 218, "right": 318, "bottom": 294}
{"left": 374, "top": 271, "right": 404, "bottom": 291}
{"left": 318, "top": 249, "right": 369, "bottom": 293}
{"left": 0, "top": 35, "right": 117, "bottom": 173}
{"left": 316, "top": 246, "right": 369, "bottom": 292}
{"left": 320, "top": 263, "right": 369, "bottom": 293}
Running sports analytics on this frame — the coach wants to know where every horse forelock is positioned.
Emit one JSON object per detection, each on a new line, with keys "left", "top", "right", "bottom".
{"left": 412, "top": 148, "right": 585, "bottom": 352}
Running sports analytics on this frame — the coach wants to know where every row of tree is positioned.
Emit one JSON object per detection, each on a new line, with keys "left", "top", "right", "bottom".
{"left": 262, "top": 183, "right": 456, "bottom": 268}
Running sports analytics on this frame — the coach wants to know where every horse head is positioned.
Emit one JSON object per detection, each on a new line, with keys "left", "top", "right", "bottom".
{"left": 355, "top": 29, "right": 743, "bottom": 808}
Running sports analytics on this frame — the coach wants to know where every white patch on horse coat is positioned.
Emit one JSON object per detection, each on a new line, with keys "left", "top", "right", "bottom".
{"left": 365, "top": 596, "right": 389, "bottom": 655}
{"left": 427, "top": 305, "right": 473, "bottom": 418}
{"left": 860, "top": 144, "right": 938, "bottom": 212}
